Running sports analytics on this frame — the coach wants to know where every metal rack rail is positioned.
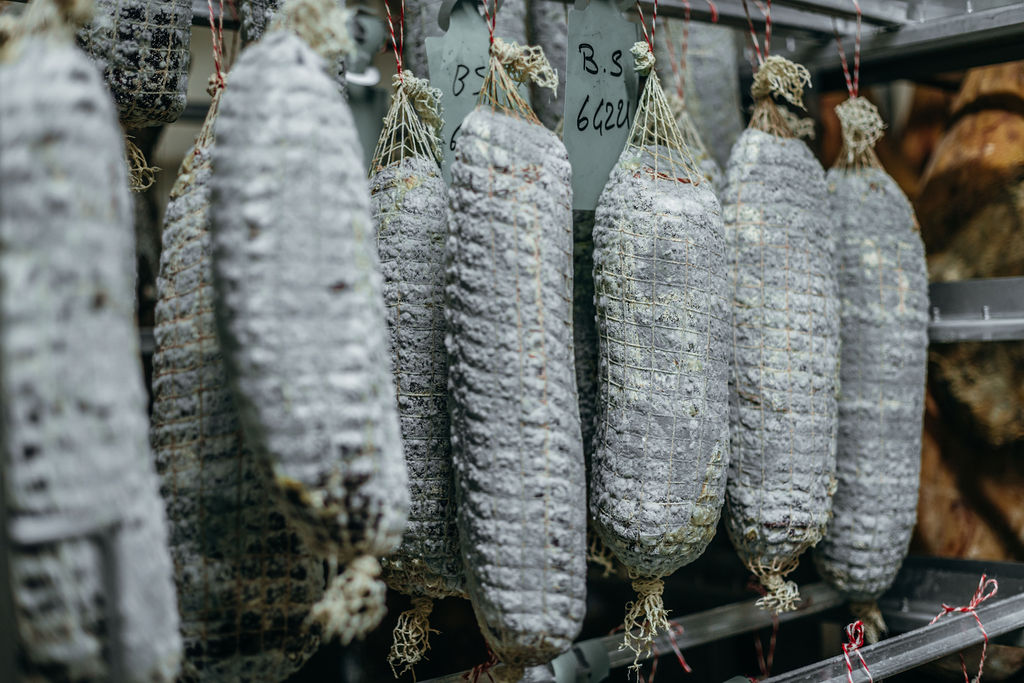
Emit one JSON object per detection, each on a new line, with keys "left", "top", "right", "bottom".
{"left": 423, "top": 558, "right": 1024, "bottom": 682}
{"left": 421, "top": 583, "right": 846, "bottom": 683}
{"left": 929, "top": 277, "right": 1024, "bottom": 343}
{"left": 6, "top": 0, "right": 1022, "bottom": 83}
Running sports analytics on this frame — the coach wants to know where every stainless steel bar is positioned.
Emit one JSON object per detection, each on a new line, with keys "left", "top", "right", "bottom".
{"left": 763, "top": 591, "right": 1024, "bottom": 682}
{"left": 605, "top": 582, "right": 843, "bottom": 669}
{"left": 783, "top": 4, "right": 1024, "bottom": 88}
{"left": 877, "top": 556, "right": 1024, "bottom": 639}
{"left": 771, "top": 0, "right": 908, "bottom": 25}
{"left": 632, "top": 0, "right": 860, "bottom": 36}
{"left": 420, "top": 583, "right": 845, "bottom": 683}
{"left": 929, "top": 318, "right": 1024, "bottom": 342}
{"left": 928, "top": 277, "right": 1024, "bottom": 343}
{"left": 96, "top": 526, "right": 126, "bottom": 683}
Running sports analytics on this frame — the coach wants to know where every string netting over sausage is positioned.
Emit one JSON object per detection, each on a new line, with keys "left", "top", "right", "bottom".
{"left": 723, "top": 0, "right": 839, "bottom": 616}
{"left": 739, "top": 0, "right": 812, "bottom": 138}
{"left": 371, "top": 0, "right": 443, "bottom": 170}
{"left": 370, "top": 73, "right": 443, "bottom": 169}
{"left": 152, "top": 7, "right": 327, "bottom": 678}
{"left": 211, "top": 0, "right": 407, "bottom": 648}
{"left": 477, "top": 0, "right": 557, "bottom": 126}
{"left": 829, "top": 0, "right": 883, "bottom": 171}
{"left": 592, "top": 5, "right": 728, "bottom": 672}
{"left": 77, "top": 0, "right": 192, "bottom": 126}
{"left": 447, "top": 6, "right": 585, "bottom": 675}
{"left": 659, "top": 2, "right": 720, "bottom": 183}
{"left": 623, "top": 38, "right": 701, "bottom": 186}
{"left": 369, "top": 1, "right": 458, "bottom": 677}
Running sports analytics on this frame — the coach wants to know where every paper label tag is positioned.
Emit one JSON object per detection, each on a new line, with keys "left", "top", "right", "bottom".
{"left": 562, "top": 0, "right": 639, "bottom": 210}
{"left": 426, "top": 0, "right": 532, "bottom": 183}
{"left": 426, "top": 1, "right": 490, "bottom": 184}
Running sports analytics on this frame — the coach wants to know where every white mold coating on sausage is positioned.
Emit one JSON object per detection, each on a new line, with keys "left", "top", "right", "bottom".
{"left": 446, "top": 106, "right": 586, "bottom": 669}
{"left": 210, "top": 31, "right": 408, "bottom": 561}
{"left": 0, "top": 37, "right": 181, "bottom": 682}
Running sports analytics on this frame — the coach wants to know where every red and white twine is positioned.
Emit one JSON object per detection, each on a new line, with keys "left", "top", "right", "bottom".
{"left": 384, "top": 0, "right": 406, "bottom": 79}
{"left": 635, "top": 0, "right": 659, "bottom": 55}
{"left": 206, "top": 0, "right": 226, "bottom": 89}
{"left": 930, "top": 575, "right": 999, "bottom": 683}
{"left": 740, "top": 0, "right": 772, "bottom": 66}
{"left": 484, "top": 0, "right": 497, "bottom": 46}
{"left": 832, "top": 0, "right": 862, "bottom": 98}
{"left": 661, "top": 0, "right": 719, "bottom": 103}
{"left": 841, "top": 620, "right": 873, "bottom": 683}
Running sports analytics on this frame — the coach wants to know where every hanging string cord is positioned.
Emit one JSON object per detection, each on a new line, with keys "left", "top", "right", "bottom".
{"left": 841, "top": 621, "right": 874, "bottom": 683}
{"left": 740, "top": 0, "right": 771, "bottom": 65}
{"left": 384, "top": 0, "right": 404, "bottom": 79}
{"left": 635, "top": 0, "right": 658, "bottom": 55}
{"left": 832, "top": 0, "right": 861, "bottom": 98}
{"left": 666, "top": 624, "right": 693, "bottom": 675}
{"left": 640, "top": 623, "right": 692, "bottom": 683}
{"left": 461, "top": 647, "right": 499, "bottom": 683}
{"left": 223, "top": 0, "right": 239, "bottom": 62}
{"left": 747, "top": 575, "right": 780, "bottom": 679}
{"left": 484, "top": 0, "right": 497, "bottom": 46}
{"left": 929, "top": 575, "right": 999, "bottom": 683}
{"left": 757, "top": 1, "right": 771, "bottom": 58}
{"left": 206, "top": 0, "right": 225, "bottom": 91}
{"left": 664, "top": 1, "right": 717, "bottom": 104}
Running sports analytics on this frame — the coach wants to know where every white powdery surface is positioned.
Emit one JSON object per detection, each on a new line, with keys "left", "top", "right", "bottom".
{"left": 210, "top": 31, "right": 408, "bottom": 561}
{"left": 722, "top": 128, "right": 840, "bottom": 577}
{"left": 371, "top": 156, "right": 464, "bottom": 599}
{"left": 814, "top": 166, "right": 928, "bottom": 601}
{"left": 446, "top": 107, "right": 586, "bottom": 670}
{"left": 77, "top": 0, "right": 192, "bottom": 126}
{"left": 152, "top": 124, "right": 323, "bottom": 680}
{"left": 590, "top": 146, "right": 731, "bottom": 578}
{"left": 0, "top": 37, "right": 181, "bottom": 682}
{"left": 237, "top": 0, "right": 346, "bottom": 96}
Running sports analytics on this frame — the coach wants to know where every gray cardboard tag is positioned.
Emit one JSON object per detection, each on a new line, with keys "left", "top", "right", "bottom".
{"left": 562, "top": 0, "right": 639, "bottom": 209}
{"left": 426, "top": 0, "right": 532, "bottom": 184}
{"left": 426, "top": 0, "right": 489, "bottom": 183}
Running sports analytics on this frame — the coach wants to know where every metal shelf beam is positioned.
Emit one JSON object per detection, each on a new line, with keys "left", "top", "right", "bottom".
{"left": 770, "top": 0, "right": 907, "bottom": 24}
{"left": 638, "top": 0, "right": 904, "bottom": 34}
{"left": 782, "top": 3, "right": 1024, "bottom": 88}
{"left": 928, "top": 277, "right": 1024, "bottom": 343}
{"left": 421, "top": 583, "right": 846, "bottom": 683}
{"left": 422, "top": 557, "right": 1024, "bottom": 683}
{"left": 762, "top": 591, "right": 1024, "bottom": 682}
{"left": 627, "top": 0, "right": 861, "bottom": 36}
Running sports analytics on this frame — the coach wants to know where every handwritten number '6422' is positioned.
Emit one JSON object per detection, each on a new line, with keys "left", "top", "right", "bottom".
{"left": 575, "top": 95, "right": 630, "bottom": 135}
